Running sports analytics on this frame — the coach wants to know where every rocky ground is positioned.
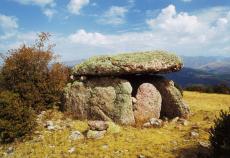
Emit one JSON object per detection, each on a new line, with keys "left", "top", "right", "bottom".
{"left": 0, "top": 91, "right": 230, "bottom": 158}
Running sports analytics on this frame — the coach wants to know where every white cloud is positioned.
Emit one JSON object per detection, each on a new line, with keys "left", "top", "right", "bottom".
{"left": 0, "top": 14, "right": 18, "bottom": 32}
{"left": 67, "top": 0, "right": 90, "bottom": 15}
{"left": 99, "top": 6, "right": 128, "bottom": 25}
{"left": 13, "top": 0, "right": 55, "bottom": 7}
{"left": 146, "top": 5, "right": 201, "bottom": 34}
{"left": 68, "top": 29, "right": 108, "bottom": 45}
{"left": 58, "top": 5, "right": 230, "bottom": 59}
{"left": 0, "top": 31, "right": 38, "bottom": 54}
{"left": 43, "top": 8, "right": 56, "bottom": 19}
{"left": 1, "top": 5, "right": 230, "bottom": 60}
{"left": 13, "top": 0, "right": 56, "bottom": 19}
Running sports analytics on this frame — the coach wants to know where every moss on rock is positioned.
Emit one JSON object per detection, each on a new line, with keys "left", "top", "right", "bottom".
{"left": 64, "top": 77, "right": 135, "bottom": 125}
{"left": 72, "top": 51, "right": 183, "bottom": 76}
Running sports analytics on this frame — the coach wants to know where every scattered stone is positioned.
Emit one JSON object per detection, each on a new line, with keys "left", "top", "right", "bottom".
{"left": 102, "top": 144, "right": 109, "bottom": 149}
{"left": 149, "top": 118, "right": 163, "bottom": 127}
{"left": 190, "top": 131, "right": 199, "bottom": 138}
{"left": 138, "top": 154, "right": 146, "bottom": 158}
{"left": 45, "top": 121, "right": 55, "bottom": 130}
{"left": 134, "top": 83, "right": 162, "bottom": 124}
{"left": 171, "top": 117, "right": 179, "bottom": 123}
{"left": 49, "top": 145, "right": 55, "bottom": 148}
{"left": 88, "top": 121, "right": 109, "bottom": 131}
{"left": 143, "top": 118, "right": 163, "bottom": 128}
{"left": 68, "top": 147, "right": 76, "bottom": 154}
{"left": 178, "top": 118, "right": 189, "bottom": 126}
{"left": 44, "top": 120, "right": 61, "bottom": 131}
{"left": 69, "top": 131, "right": 84, "bottom": 141}
{"left": 162, "top": 116, "right": 168, "bottom": 121}
{"left": 37, "top": 111, "right": 46, "bottom": 118}
{"left": 86, "top": 130, "right": 106, "bottom": 139}
{"left": 199, "top": 141, "right": 210, "bottom": 148}
{"left": 142, "top": 122, "right": 152, "bottom": 128}
{"left": 6, "top": 147, "right": 14, "bottom": 154}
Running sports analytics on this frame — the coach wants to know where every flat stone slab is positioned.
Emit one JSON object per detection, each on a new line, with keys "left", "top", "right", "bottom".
{"left": 72, "top": 51, "right": 183, "bottom": 76}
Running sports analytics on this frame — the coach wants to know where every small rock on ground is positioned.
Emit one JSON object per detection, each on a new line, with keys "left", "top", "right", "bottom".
{"left": 170, "top": 117, "right": 179, "bottom": 123}
{"left": 143, "top": 118, "right": 163, "bottom": 128}
{"left": 149, "top": 118, "right": 163, "bottom": 127}
{"left": 68, "top": 147, "right": 76, "bottom": 154}
{"left": 86, "top": 130, "right": 106, "bottom": 139}
{"left": 6, "top": 147, "right": 14, "bottom": 154}
{"left": 190, "top": 131, "right": 199, "bottom": 138}
{"left": 178, "top": 118, "right": 189, "bottom": 126}
{"left": 88, "top": 121, "right": 109, "bottom": 131}
{"left": 199, "top": 141, "right": 210, "bottom": 148}
{"left": 69, "top": 131, "right": 84, "bottom": 141}
{"left": 138, "top": 154, "right": 146, "bottom": 158}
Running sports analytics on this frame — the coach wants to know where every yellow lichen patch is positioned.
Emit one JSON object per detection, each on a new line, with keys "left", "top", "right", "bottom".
{"left": 0, "top": 91, "right": 230, "bottom": 158}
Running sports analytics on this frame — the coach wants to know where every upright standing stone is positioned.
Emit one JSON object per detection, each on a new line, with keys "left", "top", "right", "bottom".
{"left": 133, "top": 83, "right": 162, "bottom": 124}
{"left": 64, "top": 77, "right": 135, "bottom": 125}
{"left": 125, "top": 75, "right": 190, "bottom": 119}
{"left": 152, "top": 78, "right": 190, "bottom": 119}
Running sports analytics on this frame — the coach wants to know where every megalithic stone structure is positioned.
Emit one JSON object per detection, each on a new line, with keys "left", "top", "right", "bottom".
{"left": 64, "top": 51, "right": 190, "bottom": 125}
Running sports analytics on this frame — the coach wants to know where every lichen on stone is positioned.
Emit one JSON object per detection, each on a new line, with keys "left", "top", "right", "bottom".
{"left": 72, "top": 51, "right": 183, "bottom": 76}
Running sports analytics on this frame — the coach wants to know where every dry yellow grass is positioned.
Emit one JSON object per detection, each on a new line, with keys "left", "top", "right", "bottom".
{"left": 0, "top": 91, "right": 230, "bottom": 158}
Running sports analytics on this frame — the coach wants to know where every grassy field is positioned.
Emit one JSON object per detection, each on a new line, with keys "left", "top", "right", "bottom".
{"left": 0, "top": 91, "right": 230, "bottom": 158}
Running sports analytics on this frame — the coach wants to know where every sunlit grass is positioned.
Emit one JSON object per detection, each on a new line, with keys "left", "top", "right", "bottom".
{"left": 0, "top": 91, "right": 229, "bottom": 158}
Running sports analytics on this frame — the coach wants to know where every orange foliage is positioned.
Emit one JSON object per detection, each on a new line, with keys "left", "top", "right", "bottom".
{"left": 1, "top": 33, "right": 70, "bottom": 112}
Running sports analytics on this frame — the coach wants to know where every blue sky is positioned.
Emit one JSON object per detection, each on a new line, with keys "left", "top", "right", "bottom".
{"left": 0, "top": 0, "right": 230, "bottom": 60}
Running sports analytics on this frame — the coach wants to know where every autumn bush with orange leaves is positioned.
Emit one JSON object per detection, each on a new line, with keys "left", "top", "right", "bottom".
{"left": 0, "top": 33, "right": 70, "bottom": 142}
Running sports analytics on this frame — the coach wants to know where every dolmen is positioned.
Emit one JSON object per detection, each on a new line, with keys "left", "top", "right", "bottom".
{"left": 64, "top": 51, "right": 190, "bottom": 126}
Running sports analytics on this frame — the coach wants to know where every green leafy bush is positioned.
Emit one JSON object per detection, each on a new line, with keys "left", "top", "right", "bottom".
{"left": 210, "top": 108, "right": 230, "bottom": 157}
{"left": 0, "top": 91, "right": 36, "bottom": 143}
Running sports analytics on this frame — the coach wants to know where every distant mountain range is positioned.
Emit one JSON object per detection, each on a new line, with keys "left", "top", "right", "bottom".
{"left": 64, "top": 56, "right": 230, "bottom": 87}
{"left": 182, "top": 56, "right": 230, "bottom": 75}
{"left": 165, "top": 67, "right": 230, "bottom": 88}
{"left": 166, "top": 56, "right": 230, "bottom": 87}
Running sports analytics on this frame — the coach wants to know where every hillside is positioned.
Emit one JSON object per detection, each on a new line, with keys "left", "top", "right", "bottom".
{"left": 199, "top": 62, "right": 230, "bottom": 75}
{"left": 182, "top": 56, "right": 230, "bottom": 69}
{"left": 1, "top": 92, "right": 230, "bottom": 158}
{"left": 181, "top": 56, "right": 230, "bottom": 82}
{"left": 165, "top": 67, "right": 230, "bottom": 87}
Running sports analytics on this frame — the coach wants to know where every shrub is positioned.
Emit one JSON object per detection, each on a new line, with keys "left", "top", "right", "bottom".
{"left": 1, "top": 33, "right": 70, "bottom": 112}
{"left": 185, "top": 84, "right": 230, "bottom": 95}
{"left": 0, "top": 91, "right": 36, "bottom": 143}
{"left": 210, "top": 108, "right": 230, "bottom": 157}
